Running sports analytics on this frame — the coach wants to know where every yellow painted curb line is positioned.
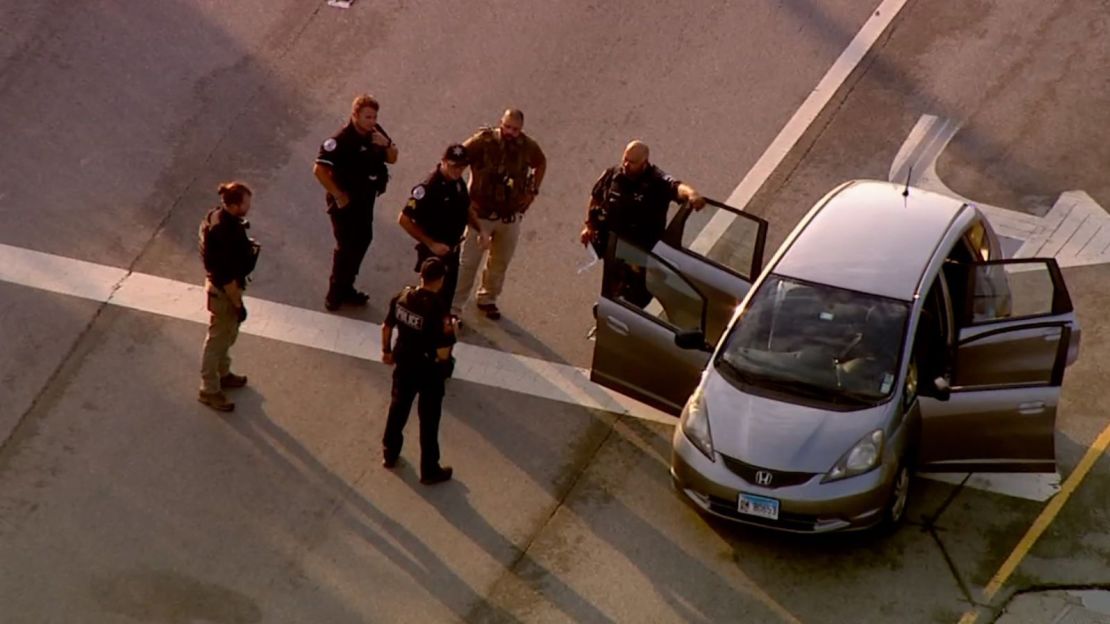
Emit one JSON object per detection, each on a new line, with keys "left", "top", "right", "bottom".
{"left": 957, "top": 423, "right": 1110, "bottom": 624}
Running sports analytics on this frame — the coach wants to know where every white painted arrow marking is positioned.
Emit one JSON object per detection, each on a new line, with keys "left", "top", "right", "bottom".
{"left": 890, "top": 114, "right": 1110, "bottom": 268}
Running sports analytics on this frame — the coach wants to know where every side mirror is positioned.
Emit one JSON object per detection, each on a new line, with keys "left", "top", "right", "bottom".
{"left": 931, "top": 376, "right": 951, "bottom": 401}
{"left": 674, "top": 329, "right": 708, "bottom": 351}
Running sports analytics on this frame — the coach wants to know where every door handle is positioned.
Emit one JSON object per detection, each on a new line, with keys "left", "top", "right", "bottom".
{"left": 606, "top": 317, "right": 630, "bottom": 336}
{"left": 1018, "top": 401, "right": 1045, "bottom": 414}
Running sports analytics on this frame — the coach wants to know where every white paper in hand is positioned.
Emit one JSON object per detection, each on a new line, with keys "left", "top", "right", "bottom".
{"left": 577, "top": 245, "right": 600, "bottom": 274}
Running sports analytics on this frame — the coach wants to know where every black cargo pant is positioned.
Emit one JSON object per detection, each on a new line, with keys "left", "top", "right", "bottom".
{"left": 414, "top": 244, "right": 460, "bottom": 311}
{"left": 327, "top": 196, "right": 375, "bottom": 303}
{"left": 382, "top": 358, "right": 446, "bottom": 474}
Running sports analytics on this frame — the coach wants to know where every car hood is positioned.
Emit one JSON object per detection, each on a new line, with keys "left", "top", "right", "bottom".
{"left": 703, "top": 368, "right": 891, "bottom": 474}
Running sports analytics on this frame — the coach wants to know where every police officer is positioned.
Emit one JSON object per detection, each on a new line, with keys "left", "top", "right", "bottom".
{"left": 313, "top": 93, "right": 399, "bottom": 312}
{"left": 398, "top": 144, "right": 483, "bottom": 310}
{"left": 380, "top": 257, "right": 458, "bottom": 485}
{"left": 452, "top": 108, "right": 547, "bottom": 320}
{"left": 581, "top": 140, "right": 706, "bottom": 307}
{"left": 197, "top": 181, "right": 261, "bottom": 412}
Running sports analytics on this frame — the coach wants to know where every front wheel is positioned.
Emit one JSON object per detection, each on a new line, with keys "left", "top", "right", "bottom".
{"left": 878, "top": 461, "right": 911, "bottom": 532}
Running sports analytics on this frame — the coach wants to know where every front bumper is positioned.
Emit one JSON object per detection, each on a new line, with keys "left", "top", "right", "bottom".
{"left": 670, "top": 428, "right": 895, "bottom": 533}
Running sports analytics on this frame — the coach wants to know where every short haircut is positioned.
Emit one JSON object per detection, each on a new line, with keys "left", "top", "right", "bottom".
{"left": 420, "top": 257, "right": 447, "bottom": 281}
{"left": 217, "top": 181, "right": 252, "bottom": 206}
{"left": 351, "top": 94, "right": 380, "bottom": 115}
{"left": 503, "top": 108, "right": 524, "bottom": 124}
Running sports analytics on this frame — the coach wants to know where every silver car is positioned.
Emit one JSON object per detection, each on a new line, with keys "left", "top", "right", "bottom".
{"left": 590, "top": 180, "right": 1081, "bottom": 533}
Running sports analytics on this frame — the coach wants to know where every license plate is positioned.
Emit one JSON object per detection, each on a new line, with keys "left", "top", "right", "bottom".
{"left": 738, "top": 493, "right": 780, "bottom": 520}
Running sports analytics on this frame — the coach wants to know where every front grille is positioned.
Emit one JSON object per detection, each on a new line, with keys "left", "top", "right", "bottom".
{"left": 706, "top": 495, "right": 818, "bottom": 532}
{"left": 720, "top": 455, "right": 816, "bottom": 489}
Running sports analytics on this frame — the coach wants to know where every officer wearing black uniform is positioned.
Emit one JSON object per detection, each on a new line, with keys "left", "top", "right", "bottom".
{"left": 313, "top": 94, "right": 398, "bottom": 311}
{"left": 581, "top": 140, "right": 706, "bottom": 307}
{"left": 398, "top": 144, "right": 479, "bottom": 310}
{"left": 197, "top": 181, "right": 261, "bottom": 412}
{"left": 380, "top": 257, "right": 458, "bottom": 485}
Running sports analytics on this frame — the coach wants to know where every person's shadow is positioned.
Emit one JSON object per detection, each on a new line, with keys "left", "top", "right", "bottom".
{"left": 412, "top": 478, "right": 615, "bottom": 623}
{"left": 224, "top": 390, "right": 521, "bottom": 623}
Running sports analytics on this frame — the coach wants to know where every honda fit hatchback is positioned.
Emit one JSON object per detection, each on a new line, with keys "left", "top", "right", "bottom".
{"left": 589, "top": 180, "right": 1080, "bottom": 533}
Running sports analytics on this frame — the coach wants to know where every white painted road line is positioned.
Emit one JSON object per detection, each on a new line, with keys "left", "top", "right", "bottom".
{"left": 0, "top": 242, "right": 674, "bottom": 425}
{"left": 889, "top": 115, "right": 1110, "bottom": 268}
{"left": 689, "top": 0, "right": 911, "bottom": 256}
{"left": 1, "top": 242, "right": 1063, "bottom": 500}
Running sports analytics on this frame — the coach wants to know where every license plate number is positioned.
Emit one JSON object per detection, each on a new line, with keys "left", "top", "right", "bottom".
{"left": 738, "top": 493, "right": 780, "bottom": 520}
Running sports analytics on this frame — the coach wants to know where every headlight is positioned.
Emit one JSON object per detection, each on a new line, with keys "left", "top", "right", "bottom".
{"left": 822, "top": 429, "right": 883, "bottom": 483}
{"left": 680, "top": 386, "right": 714, "bottom": 461}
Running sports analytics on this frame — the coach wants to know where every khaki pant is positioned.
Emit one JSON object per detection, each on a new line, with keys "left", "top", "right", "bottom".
{"left": 452, "top": 216, "right": 521, "bottom": 313}
{"left": 199, "top": 282, "right": 241, "bottom": 393}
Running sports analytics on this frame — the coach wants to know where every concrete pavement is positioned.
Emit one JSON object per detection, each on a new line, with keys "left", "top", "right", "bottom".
{"left": 2, "top": 0, "right": 1109, "bottom": 622}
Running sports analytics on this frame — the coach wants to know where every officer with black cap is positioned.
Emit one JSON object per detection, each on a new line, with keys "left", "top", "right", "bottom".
{"left": 398, "top": 143, "right": 487, "bottom": 310}
{"left": 380, "top": 256, "right": 458, "bottom": 485}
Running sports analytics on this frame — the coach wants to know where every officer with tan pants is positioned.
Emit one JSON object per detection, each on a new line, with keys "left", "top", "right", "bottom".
{"left": 197, "top": 182, "right": 260, "bottom": 412}
{"left": 452, "top": 109, "right": 546, "bottom": 320}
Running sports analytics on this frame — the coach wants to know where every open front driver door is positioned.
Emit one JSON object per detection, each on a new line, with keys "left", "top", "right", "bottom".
{"left": 589, "top": 199, "right": 767, "bottom": 415}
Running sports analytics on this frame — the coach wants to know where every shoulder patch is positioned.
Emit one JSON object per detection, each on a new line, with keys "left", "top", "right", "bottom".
{"left": 411, "top": 185, "right": 426, "bottom": 200}
{"left": 322, "top": 138, "right": 337, "bottom": 152}
{"left": 662, "top": 173, "right": 676, "bottom": 184}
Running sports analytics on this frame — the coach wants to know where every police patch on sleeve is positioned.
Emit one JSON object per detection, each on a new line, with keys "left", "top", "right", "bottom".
{"left": 322, "top": 138, "right": 337, "bottom": 152}
{"left": 411, "top": 185, "right": 426, "bottom": 200}
{"left": 662, "top": 172, "right": 677, "bottom": 184}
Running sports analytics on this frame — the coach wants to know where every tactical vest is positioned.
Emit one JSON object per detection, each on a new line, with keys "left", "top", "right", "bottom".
{"left": 198, "top": 207, "right": 260, "bottom": 283}
{"left": 471, "top": 128, "right": 533, "bottom": 212}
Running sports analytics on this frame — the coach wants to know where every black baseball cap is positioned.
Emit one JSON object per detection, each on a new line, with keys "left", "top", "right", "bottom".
{"left": 420, "top": 256, "right": 447, "bottom": 281}
{"left": 443, "top": 143, "right": 468, "bottom": 165}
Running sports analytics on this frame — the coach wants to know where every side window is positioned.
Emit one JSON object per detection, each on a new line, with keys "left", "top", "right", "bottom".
{"left": 665, "top": 200, "right": 767, "bottom": 280}
{"left": 953, "top": 326, "right": 1065, "bottom": 387}
{"left": 606, "top": 238, "right": 705, "bottom": 332}
{"left": 942, "top": 241, "right": 972, "bottom": 324}
{"left": 968, "top": 260, "right": 1069, "bottom": 324}
{"left": 913, "top": 278, "right": 949, "bottom": 381}
{"left": 951, "top": 259, "right": 1073, "bottom": 389}
{"left": 965, "top": 221, "right": 991, "bottom": 261}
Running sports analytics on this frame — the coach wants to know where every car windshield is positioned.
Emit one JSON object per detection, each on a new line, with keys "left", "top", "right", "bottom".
{"left": 717, "top": 274, "right": 909, "bottom": 408}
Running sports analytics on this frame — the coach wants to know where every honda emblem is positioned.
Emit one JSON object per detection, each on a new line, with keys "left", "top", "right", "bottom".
{"left": 755, "top": 470, "right": 773, "bottom": 486}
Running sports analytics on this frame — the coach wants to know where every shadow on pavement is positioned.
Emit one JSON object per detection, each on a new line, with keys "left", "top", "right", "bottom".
{"left": 227, "top": 397, "right": 520, "bottom": 623}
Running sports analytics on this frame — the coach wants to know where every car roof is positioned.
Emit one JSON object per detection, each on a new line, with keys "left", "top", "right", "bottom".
{"left": 771, "top": 180, "right": 968, "bottom": 301}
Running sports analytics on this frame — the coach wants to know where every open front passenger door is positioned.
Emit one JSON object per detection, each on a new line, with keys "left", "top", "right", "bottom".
{"left": 918, "top": 258, "right": 1080, "bottom": 472}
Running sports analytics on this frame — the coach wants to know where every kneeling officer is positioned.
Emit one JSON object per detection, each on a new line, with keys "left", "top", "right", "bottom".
{"left": 380, "top": 257, "right": 458, "bottom": 485}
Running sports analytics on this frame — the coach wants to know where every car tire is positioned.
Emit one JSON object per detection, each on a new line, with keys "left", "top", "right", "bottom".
{"left": 878, "top": 460, "right": 912, "bottom": 533}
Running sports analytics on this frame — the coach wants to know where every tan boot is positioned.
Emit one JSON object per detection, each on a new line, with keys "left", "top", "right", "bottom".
{"left": 197, "top": 390, "right": 235, "bottom": 412}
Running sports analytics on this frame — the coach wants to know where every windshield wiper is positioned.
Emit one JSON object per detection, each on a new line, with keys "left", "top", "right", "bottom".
{"left": 718, "top": 357, "right": 826, "bottom": 398}
{"left": 719, "top": 355, "right": 879, "bottom": 407}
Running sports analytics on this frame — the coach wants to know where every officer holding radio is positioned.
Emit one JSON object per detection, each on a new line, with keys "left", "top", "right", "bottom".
{"left": 314, "top": 93, "right": 399, "bottom": 311}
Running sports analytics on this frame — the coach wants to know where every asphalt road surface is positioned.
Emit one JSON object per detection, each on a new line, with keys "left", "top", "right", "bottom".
{"left": 1, "top": 1, "right": 1107, "bottom": 622}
